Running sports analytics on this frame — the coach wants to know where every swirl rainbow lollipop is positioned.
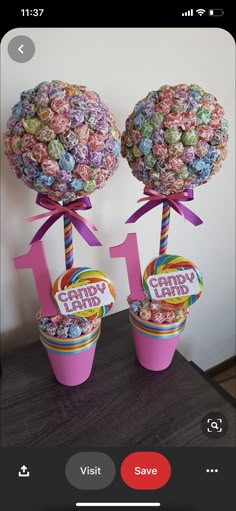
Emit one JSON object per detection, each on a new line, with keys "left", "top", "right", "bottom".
{"left": 52, "top": 267, "right": 115, "bottom": 321}
{"left": 143, "top": 255, "right": 203, "bottom": 311}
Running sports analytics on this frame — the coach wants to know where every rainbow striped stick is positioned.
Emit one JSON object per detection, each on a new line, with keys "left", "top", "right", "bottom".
{"left": 159, "top": 201, "right": 170, "bottom": 255}
{"left": 63, "top": 201, "right": 74, "bottom": 269}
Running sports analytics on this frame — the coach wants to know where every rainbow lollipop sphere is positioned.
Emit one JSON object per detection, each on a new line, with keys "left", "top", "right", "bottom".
{"left": 121, "top": 84, "right": 228, "bottom": 195}
{"left": 4, "top": 80, "right": 121, "bottom": 201}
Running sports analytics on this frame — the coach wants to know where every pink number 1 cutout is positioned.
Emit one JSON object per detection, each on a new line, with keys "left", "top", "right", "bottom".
{"left": 109, "top": 233, "right": 145, "bottom": 300}
{"left": 14, "top": 240, "right": 58, "bottom": 317}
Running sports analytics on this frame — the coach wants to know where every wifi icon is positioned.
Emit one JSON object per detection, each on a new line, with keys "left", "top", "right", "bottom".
{"left": 196, "top": 8, "right": 206, "bottom": 15}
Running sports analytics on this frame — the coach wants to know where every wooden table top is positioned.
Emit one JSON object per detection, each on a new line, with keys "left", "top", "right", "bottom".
{"left": 1, "top": 310, "right": 235, "bottom": 448}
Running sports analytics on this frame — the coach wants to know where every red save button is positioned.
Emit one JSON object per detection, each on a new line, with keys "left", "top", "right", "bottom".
{"left": 120, "top": 452, "right": 171, "bottom": 490}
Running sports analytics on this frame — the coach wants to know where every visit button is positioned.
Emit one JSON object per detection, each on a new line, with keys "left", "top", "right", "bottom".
{"left": 120, "top": 452, "right": 171, "bottom": 490}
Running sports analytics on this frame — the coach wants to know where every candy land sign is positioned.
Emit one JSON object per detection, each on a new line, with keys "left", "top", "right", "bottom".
{"left": 55, "top": 281, "right": 113, "bottom": 315}
{"left": 147, "top": 270, "right": 200, "bottom": 301}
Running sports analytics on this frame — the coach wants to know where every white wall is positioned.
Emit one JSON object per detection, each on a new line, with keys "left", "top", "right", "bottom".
{"left": 1, "top": 28, "right": 235, "bottom": 369}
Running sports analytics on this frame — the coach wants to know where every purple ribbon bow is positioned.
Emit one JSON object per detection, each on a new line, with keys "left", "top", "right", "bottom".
{"left": 126, "top": 187, "right": 203, "bottom": 226}
{"left": 27, "top": 193, "right": 102, "bottom": 246}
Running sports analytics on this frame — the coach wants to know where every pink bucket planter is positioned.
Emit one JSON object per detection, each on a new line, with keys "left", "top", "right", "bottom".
{"left": 130, "top": 310, "right": 187, "bottom": 371}
{"left": 39, "top": 320, "right": 101, "bottom": 386}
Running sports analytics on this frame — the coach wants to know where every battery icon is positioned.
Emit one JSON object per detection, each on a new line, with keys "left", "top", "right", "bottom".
{"left": 208, "top": 8, "right": 224, "bottom": 16}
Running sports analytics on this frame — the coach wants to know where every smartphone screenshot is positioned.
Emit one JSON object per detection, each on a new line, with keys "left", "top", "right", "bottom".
{"left": 1, "top": 9, "right": 235, "bottom": 511}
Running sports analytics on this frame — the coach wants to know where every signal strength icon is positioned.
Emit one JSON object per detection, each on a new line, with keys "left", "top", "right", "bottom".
{"left": 182, "top": 9, "right": 193, "bottom": 16}
{"left": 196, "top": 8, "right": 206, "bottom": 15}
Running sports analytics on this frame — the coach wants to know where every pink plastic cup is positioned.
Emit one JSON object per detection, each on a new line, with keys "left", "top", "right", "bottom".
{"left": 46, "top": 343, "right": 97, "bottom": 386}
{"left": 130, "top": 311, "right": 187, "bottom": 371}
{"left": 39, "top": 321, "right": 101, "bottom": 386}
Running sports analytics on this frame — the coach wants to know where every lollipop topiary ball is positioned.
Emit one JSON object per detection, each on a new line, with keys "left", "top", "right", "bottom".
{"left": 4, "top": 80, "right": 120, "bottom": 201}
{"left": 121, "top": 84, "right": 228, "bottom": 195}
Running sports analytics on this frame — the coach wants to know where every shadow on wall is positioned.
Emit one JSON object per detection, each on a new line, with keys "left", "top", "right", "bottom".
{"left": 1, "top": 147, "right": 40, "bottom": 352}
{"left": 177, "top": 343, "right": 192, "bottom": 363}
{"left": 1, "top": 320, "right": 39, "bottom": 353}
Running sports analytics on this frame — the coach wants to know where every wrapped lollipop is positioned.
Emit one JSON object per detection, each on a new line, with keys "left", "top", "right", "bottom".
{"left": 4, "top": 80, "right": 121, "bottom": 268}
{"left": 127, "top": 294, "right": 190, "bottom": 324}
{"left": 122, "top": 83, "right": 228, "bottom": 255}
{"left": 36, "top": 311, "right": 101, "bottom": 339}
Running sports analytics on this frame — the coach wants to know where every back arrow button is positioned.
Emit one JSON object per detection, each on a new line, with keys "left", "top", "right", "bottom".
{"left": 8, "top": 36, "right": 35, "bottom": 63}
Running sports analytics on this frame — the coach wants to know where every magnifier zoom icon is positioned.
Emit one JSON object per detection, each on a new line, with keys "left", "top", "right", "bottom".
{"left": 210, "top": 421, "right": 219, "bottom": 430}
{"left": 202, "top": 413, "right": 227, "bottom": 437}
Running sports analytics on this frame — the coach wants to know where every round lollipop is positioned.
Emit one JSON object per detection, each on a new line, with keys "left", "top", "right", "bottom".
{"left": 52, "top": 266, "right": 115, "bottom": 320}
{"left": 143, "top": 255, "right": 203, "bottom": 311}
{"left": 122, "top": 83, "right": 228, "bottom": 195}
{"left": 4, "top": 80, "right": 121, "bottom": 201}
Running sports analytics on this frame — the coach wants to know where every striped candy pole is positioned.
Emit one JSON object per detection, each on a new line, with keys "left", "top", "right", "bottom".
{"left": 159, "top": 201, "right": 170, "bottom": 255}
{"left": 63, "top": 201, "right": 74, "bottom": 269}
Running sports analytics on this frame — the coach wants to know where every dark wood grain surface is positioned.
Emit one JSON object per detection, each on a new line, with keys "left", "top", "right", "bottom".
{"left": 1, "top": 310, "right": 235, "bottom": 447}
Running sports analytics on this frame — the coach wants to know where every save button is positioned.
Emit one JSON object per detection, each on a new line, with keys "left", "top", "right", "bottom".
{"left": 120, "top": 452, "right": 171, "bottom": 490}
